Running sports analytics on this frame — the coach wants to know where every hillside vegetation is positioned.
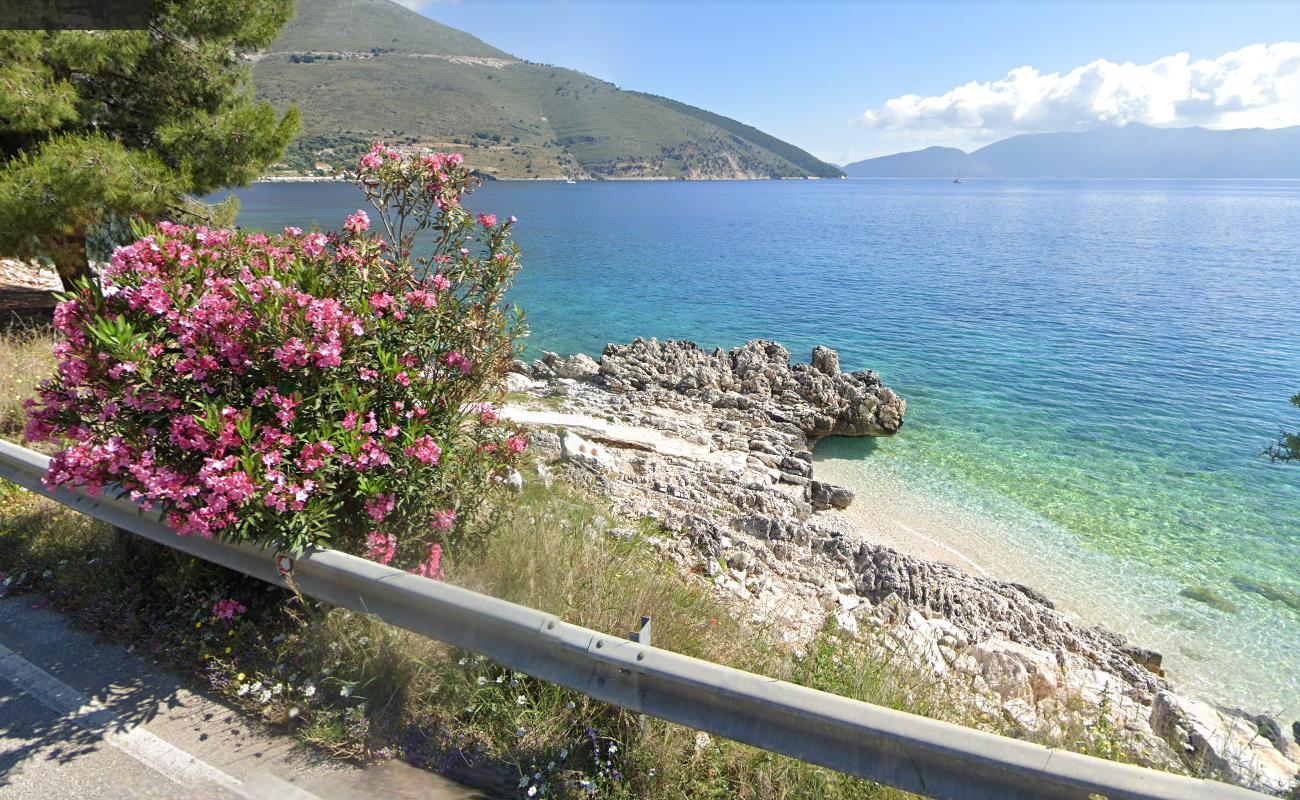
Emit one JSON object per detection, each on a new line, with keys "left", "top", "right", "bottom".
{"left": 252, "top": 0, "right": 841, "bottom": 180}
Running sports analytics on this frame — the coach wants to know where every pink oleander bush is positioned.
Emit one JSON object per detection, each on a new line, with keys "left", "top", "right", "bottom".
{"left": 25, "top": 144, "right": 527, "bottom": 567}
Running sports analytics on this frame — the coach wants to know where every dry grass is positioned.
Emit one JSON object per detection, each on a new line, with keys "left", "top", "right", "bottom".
{"left": 0, "top": 326, "right": 54, "bottom": 440}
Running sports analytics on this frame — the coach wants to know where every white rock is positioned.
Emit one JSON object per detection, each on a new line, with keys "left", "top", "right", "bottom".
{"left": 506, "top": 372, "right": 538, "bottom": 393}
{"left": 970, "top": 638, "right": 1059, "bottom": 703}
{"left": 1150, "top": 691, "right": 1300, "bottom": 794}
{"left": 559, "top": 429, "right": 617, "bottom": 472}
{"left": 502, "top": 469, "right": 524, "bottom": 491}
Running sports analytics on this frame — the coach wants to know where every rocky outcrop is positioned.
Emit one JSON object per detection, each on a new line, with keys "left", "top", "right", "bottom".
{"left": 596, "top": 339, "right": 906, "bottom": 440}
{"left": 506, "top": 337, "right": 1300, "bottom": 793}
{"left": 1151, "top": 692, "right": 1300, "bottom": 794}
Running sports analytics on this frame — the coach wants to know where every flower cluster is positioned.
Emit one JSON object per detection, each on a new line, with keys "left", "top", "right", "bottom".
{"left": 213, "top": 598, "right": 246, "bottom": 620}
{"left": 28, "top": 144, "right": 527, "bottom": 567}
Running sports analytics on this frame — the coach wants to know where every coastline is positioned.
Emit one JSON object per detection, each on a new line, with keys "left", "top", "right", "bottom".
{"left": 505, "top": 339, "right": 1300, "bottom": 793}
{"left": 814, "top": 447, "right": 1300, "bottom": 723}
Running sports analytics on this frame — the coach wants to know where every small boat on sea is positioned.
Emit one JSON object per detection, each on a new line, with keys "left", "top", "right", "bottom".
{"left": 953, "top": 176, "right": 963, "bottom": 184}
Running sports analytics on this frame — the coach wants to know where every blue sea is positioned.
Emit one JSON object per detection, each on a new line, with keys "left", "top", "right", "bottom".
{"left": 226, "top": 179, "right": 1300, "bottom": 718}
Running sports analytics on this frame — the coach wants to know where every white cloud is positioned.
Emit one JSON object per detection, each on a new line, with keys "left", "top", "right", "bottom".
{"left": 857, "top": 42, "right": 1300, "bottom": 152}
{"left": 393, "top": 0, "right": 460, "bottom": 10}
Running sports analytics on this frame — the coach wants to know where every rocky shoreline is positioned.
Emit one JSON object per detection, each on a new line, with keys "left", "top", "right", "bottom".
{"left": 505, "top": 338, "right": 1300, "bottom": 795}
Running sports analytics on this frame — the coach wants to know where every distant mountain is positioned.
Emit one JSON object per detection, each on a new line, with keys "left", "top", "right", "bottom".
{"left": 251, "top": 0, "right": 842, "bottom": 180}
{"left": 842, "top": 124, "right": 1300, "bottom": 179}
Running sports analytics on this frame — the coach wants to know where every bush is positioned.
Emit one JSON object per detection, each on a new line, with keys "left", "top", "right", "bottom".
{"left": 25, "top": 144, "right": 527, "bottom": 568}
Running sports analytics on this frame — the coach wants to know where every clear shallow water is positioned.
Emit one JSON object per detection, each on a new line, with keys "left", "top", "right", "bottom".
{"left": 227, "top": 179, "right": 1300, "bottom": 717}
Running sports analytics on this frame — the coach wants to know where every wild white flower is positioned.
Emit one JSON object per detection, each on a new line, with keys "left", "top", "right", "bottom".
{"left": 237, "top": 683, "right": 251, "bottom": 696}
{"left": 272, "top": 683, "right": 284, "bottom": 695}
{"left": 477, "top": 676, "right": 487, "bottom": 686}
{"left": 259, "top": 690, "right": 272, "bottom": 704}
{"left": 517, "top": 777, "right": 528, "bottom": 789}
{"left": 515, "top": 727, "right": 525, "bottom": 737}
{"left": 694, "top": 732, "right": 711, "bottom": 753}
{"left": 250, "top": 682, "right": 263, "bottom": 692}
{"left": 516, "top": 695, "right": 527, "bottom": 705}
{"left": 340, "top": 685, "right": 352, "bottom": 697}
{"left": 303, "top": 684, "right": 316, "bottom": 698}
{"left": 559, "top": 748, "right": 569, "bottom": 759}
{"left": 527, "top": 786, "right": 537, "bottom": 797}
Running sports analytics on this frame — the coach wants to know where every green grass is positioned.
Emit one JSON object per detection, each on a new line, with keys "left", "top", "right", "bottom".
{"left": 252, "top": 0, "right": 842, "bottom": 180}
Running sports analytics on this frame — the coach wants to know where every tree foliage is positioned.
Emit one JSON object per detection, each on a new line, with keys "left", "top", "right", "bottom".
{"left": 0, "top": 0, "right": 301, "bottom": 288}
{"left": 1268, "top": 393, "right": 1300, "bottom": 463}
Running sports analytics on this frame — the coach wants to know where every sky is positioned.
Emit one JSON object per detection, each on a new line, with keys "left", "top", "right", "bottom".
{"left": 406, "top": 1, "right": 1300, "bottom": 165}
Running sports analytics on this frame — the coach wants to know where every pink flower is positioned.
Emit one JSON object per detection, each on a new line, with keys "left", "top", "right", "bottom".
{"left": 301, "top": 232, "right": 328, "bottom": 257}
{"left": 169, "top": 416, "right": 210, "bottom": 451}
{"left": 364, "top": 492, "right": 396, "bottom": 521}
{"left": 273, "top": 337, "right": 309, "bottom": 370}
{"left": 403, "top": 435, "right": 441, "bottom": 465}
{"left": 431, "top": 274, "right": 450, "bottom": 292}
{"left": 342, "top": 410, "right": 360, "bottom": 431}
{"left": 506, "top": 436, "right": 528, "bottom": 454}
{"left": 413, "top": 542, "right": 444, "bottom": 580}
{"left": 431, "top": 509, "right": 455, "bottom": 531}
{"left": 404, "top": 290, "right": 437, "bottom": 309}
{"left": 296, "top": 441, "right": 335, "bottom": 472}
{"left": 344, "top": 210, "right": 369, "bottom": 235}
{"left": 365, "top": 531, "right": 397, "bottom": 565}
{"left": 476, "top": 213, "right": 497, "bottom": 228}
{"left": 213, "top": 598, "right": 246, "bottom": 620}
{"left": 395, "top": 371, "right": 410, "bottom": 387}
{"left": 443, "top": 351, "right": 472, "bottom": 375}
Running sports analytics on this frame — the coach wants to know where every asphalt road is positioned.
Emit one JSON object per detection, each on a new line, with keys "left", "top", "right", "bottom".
{"left": 0, "top": 596, "right": 487, "bottom": 799}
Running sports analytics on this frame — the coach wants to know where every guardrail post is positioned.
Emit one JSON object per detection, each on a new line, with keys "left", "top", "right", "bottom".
{"left": 630, "top": 615, "right": 651, "bottom": 730}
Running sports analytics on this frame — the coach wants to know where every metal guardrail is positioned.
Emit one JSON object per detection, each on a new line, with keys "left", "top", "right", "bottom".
{"left": 0, "top": 438, "right": 1272, "bottom": 800}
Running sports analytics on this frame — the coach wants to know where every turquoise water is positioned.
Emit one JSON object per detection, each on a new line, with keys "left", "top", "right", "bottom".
{"left": 228, "top": 179, "right": 1300, "bottom": 716}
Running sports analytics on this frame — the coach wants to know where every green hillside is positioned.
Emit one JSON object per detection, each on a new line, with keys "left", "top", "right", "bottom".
{"left": 252, "top": 0, "right": 841, "bottom": 179}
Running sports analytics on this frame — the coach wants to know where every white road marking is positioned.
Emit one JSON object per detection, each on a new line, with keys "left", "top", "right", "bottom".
{"left": 0, "top": 640, "right": 255, "bottom": 798}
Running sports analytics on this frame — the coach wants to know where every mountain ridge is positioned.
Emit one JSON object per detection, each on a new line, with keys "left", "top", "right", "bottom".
{"left": 842, "top": 124, "right": 1300, "bottom": 179}
{"left": 252, "top": 0, "right": 842, "bottom": 180}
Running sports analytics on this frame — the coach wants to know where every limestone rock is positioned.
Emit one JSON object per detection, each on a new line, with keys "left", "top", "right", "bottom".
{"left": 506, "top": 372, "right": 537, "bottom": 393}
{"left": 543, "top": 351, "right": 601, "bottom": 381}
{"left": 971, "top": 637, "right": 1059, "bottom": 703}
{"left": 806, "top": 480, "right": 854, "bottom": 510}
{"left": 559, "top": 430, "right": 616, "bottom": 472}
{"left": 598, "top": 339, "right": 905, "bottom": 440}
{"left": 1150, "top": 691, "right": 1300, "bottom": 794}
{"left": 501, "top": 469, "right": 524, "bottom": 491}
